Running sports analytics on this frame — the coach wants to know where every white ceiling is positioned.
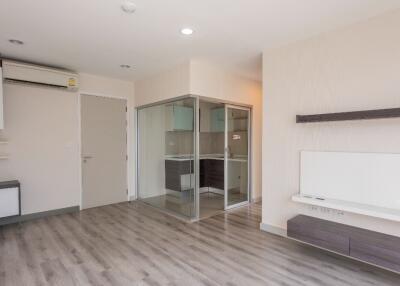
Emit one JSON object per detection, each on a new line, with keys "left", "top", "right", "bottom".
{"left": 1, "top": 0, "right": 399, "bottom": 81}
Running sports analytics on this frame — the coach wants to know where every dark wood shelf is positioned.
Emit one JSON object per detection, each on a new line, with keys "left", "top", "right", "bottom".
{"left": 296, "top": 107, "right": 400, "bottom": 123}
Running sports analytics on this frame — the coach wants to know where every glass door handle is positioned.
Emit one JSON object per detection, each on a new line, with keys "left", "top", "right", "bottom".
{"left": 225, "top": 147, "right": 233, "bottom": 158}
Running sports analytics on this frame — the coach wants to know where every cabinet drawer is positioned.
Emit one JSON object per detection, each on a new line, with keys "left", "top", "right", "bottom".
{"left": 350, "top": 236, "right": 400, "bottom": 272}
{"left": 165, "top": 160, "right": 193, "bottom": 174}
{"left": 208, "top": 177, "right": 224, "bottom": 190}
{"left": 288, "top": 221, "right": 350, "bottom": 255}
{"left": 288, "top": 215, "right": 400, "bottom": 273}
{"left": 165, "top": 177, "right": 181, "bottom": 191}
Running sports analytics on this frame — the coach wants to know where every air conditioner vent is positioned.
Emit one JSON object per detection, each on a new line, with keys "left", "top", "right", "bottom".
{"left": 4, "top": 78, "right": 69, "bottom": 89}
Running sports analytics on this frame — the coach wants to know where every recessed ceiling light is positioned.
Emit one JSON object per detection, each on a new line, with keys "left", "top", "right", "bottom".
{"left": 9, "top": 39, "right": 24, "bottom": 45}
{"left": 121, "top": 0, "right": 136, "bottom": 13}
{"left": 181, "top": 28, "right": 194, "bottom": 35}
{"left": 120, "top": 64, "right": 131, "bottom": 69}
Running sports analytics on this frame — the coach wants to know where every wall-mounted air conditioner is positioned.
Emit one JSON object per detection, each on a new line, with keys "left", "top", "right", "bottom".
{"left": 2, "top": 60, "right": 79, "bottom": 92}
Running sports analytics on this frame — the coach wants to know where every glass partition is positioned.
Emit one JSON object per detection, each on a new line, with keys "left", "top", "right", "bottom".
{"left": 137, "top": 98, "right": 197, "bottom": 218}
{"left": 225, "top": 106, "right": 250, "bottom": 209}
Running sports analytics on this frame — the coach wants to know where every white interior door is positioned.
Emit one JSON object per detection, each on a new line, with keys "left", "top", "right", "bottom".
{"left": 81, "top": 94, "right": 127, "bottom": 209}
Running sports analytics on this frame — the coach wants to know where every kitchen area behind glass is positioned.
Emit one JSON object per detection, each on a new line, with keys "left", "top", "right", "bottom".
{"left": 138, "top": 97, "right": 196, "bottom": 218}
{"left": 137, "top": 96, "right": 250, "bottom": 220}
{"left": 164, "top": 100, "right": 227, "bottom": 218}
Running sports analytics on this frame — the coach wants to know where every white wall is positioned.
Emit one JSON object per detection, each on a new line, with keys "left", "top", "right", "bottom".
{"left": 134, "top": 60, "right": 263, "bottom": 201}
{"left": 0, "top": 84, "right": 80, "bottom": 214}
{"left": 262, "top": 9, "right": 400, "bottom": 236}
{"left": 0, "top": 73, "right": 134, "bottom": 215}
{"left": 135, "top": 62, "right": 191, "bottom": 107}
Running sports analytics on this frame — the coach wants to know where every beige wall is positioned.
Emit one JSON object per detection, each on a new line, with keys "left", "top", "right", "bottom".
{"left": 262, "top": 9, "right": 400, "bottom": 236}
{"left": 135, "top": 62, "right": 191, "bottom": 107}
{"left": 134, "top": 60, "right": 263, "bottom": 201}
{"left": 0, "top": 84, "right": 80, "bottom": 214}
{"left": 0, "top": 74, "right": 134, "bottom": 214}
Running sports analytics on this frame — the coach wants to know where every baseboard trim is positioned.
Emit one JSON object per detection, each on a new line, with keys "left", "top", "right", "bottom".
{"left": 0, "top": 206, "right": 80, "bottom": 226}
{"left": 260, "top": 222, "right": 287, "bottom": 237}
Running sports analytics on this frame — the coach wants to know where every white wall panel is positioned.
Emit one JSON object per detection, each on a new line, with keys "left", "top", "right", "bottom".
{"left": 300, "top": 151, "right": 400, "bottom": 210}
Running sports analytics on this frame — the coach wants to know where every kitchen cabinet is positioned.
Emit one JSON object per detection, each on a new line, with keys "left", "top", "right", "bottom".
{"left": 166, "top": 158, "right": 224, "bottom": 192}
{"left": 165, "top": 159, "right": 194, "bottom": 192}
{"left": 205, "top": 159, "right": 224, "bottom": 190}
{"left": 165, "top": 105, "right": 194, "bottom": 131}
{"left": 200, "top": 159, "right": 207, "bottom": 187}
{"left": 210, "top": 108, "right": 225, "bottom": 132}
{"left": 208, "top": 108, "right": 250, "bottom": 133}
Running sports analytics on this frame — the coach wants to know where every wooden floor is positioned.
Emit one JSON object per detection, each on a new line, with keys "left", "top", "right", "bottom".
{"left": 0, "top": 202, "right": 399, "bottom": 286}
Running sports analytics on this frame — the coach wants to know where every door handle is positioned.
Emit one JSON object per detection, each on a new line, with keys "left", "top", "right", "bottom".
{"left": 82, "top": 156, "right": 93, "bottom": 163}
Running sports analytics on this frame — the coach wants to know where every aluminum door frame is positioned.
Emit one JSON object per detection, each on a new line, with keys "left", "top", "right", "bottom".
{"left": 224, "top": 104, "right": 251, "bottom": 211}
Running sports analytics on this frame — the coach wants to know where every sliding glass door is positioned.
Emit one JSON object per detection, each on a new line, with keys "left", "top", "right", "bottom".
{"left": 137, "top": 97, "right": 197, "bottom": 218}
{"left": 224, "top": 105, "right": 250, "bottom": 209}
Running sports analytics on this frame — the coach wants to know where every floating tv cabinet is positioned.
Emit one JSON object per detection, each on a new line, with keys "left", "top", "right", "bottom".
{"left": 288, "top": 215, "right": 400, "bottom": 273}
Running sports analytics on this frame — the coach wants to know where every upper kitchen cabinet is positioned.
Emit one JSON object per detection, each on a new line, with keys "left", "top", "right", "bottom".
{"left": 165, "top": 105, "right": 194, "bottom": 131}
{"left": 227, "top": 108, "right": 248, "bottom": 132}
{"left": 210, "top": 107, "right": 225, "bottom": 132}
{"left": 199, "top": 101, "right": 226, "bottom": 133}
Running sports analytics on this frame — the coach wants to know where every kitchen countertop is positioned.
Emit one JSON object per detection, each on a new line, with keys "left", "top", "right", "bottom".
{"left": 165, "top": 154, "right": 248, "bottom": 163}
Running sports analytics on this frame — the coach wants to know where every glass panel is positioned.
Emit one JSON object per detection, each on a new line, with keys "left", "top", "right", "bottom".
{"left": 137, "top": 98, "right": 196, "bottom": 218}
{"left": 226, "top": 107, "right": 249, "bottom": 207}
{"left": 199, "top": 101, "right": 225, "bottom": 218}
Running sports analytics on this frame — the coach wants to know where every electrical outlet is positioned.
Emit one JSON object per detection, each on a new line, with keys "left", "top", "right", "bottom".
{"left": 308, "top": 205, "right": 344, "bottom": 216}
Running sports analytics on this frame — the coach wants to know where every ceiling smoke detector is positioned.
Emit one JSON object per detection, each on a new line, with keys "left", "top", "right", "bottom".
{"left": 121, "top": 0, "right": 136, "bottom": 13}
